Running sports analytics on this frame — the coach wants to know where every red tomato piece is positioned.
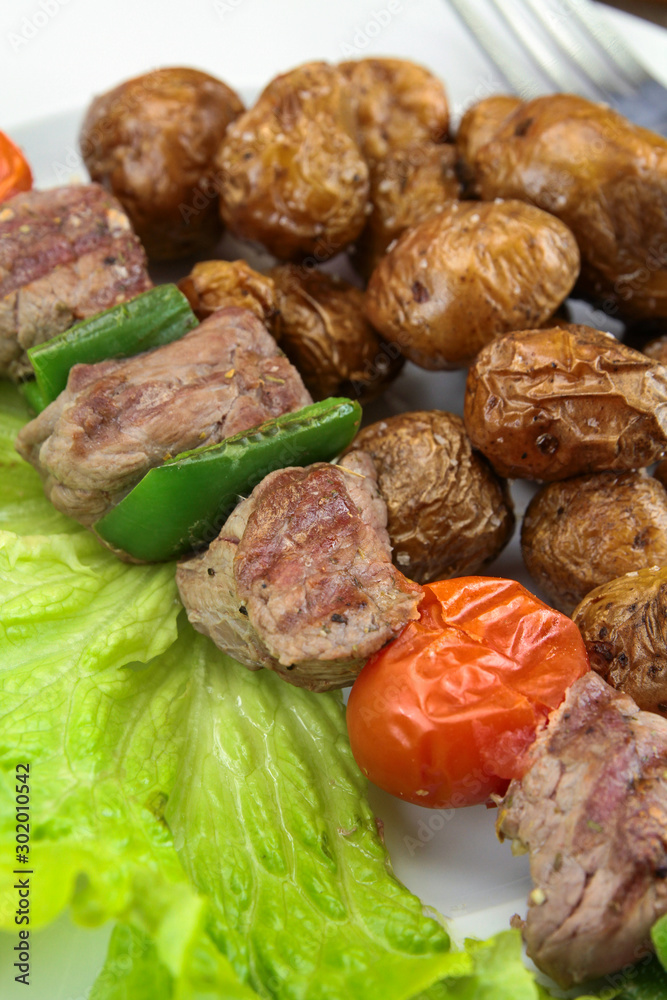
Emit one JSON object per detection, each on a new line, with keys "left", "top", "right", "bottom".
{"left": 346, "top": 577, "right": 590, "bottom": 809}
{"left": 0, "top": 131, "right": 32, "bottom": 203}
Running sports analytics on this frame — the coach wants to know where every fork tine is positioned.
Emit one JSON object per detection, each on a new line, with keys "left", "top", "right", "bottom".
{"left": 563, "top": 0, "right": 649, "bottom": 88}
{"left": 489, "top": 0, "right": 608, "bottom": 98}
{"left": 519, "top": 0, "right": 639, "bottom": 96}
{"left": 449, "top": 0, "right": 652, "bottom": 105}
{"left": 447, "top": 0, "right": 550, "bottom": 98}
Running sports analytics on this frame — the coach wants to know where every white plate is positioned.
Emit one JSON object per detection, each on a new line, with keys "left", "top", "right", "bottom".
{"left": 1, "top": 3, "right": 666, "bottom": 997}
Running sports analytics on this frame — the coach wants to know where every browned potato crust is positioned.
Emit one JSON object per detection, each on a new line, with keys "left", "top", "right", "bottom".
{"left": 178, "top": 260, "right": 277, "bottom": 326}
{"left": 522, "top": 471, "right": 667, "bottom": 615}
{"left": 270, "top": 264, "right": 402, "bottom": 401}
{"left": 456, "top": 95, "right": 522, "bottom": 193}
{"left": 464, "top": 324, "right": 667, "bottom": 481}
{"left": 80, "top": 67, "right": 244, "bottom": 260}
{"left": 342, "top": 410, "right": 514, "bottom": 583}
{"left": 339, "top": 58, "right": 449, "bottom": 164}
{"left": 354, "top": 142, "right": 461, "bottom": 279}
{"left": 573, "top": 567, "right": 667, "bottom": 716}
{"left": 364, "top": 199, "right": 580, "bottom": 369}
{"left": 644, "top": 335, "right": 667, "bottom": 366}
{"left": 460, "top": 94, "right": 667, "bottom": 320}
{"left": 216, "top": 62, "right": 369, "bottom": 260}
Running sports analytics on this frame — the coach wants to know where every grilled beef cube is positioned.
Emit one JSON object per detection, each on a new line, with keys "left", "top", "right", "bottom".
{"left": 497, "top": 672, "right": 667, "bottom": 989}
{"left": 176, "top": 452, "right": 423, "bottom": 691}
{"left": 15, "top": 307, "right": 312, "bottom": 526}
{"left": 0, "top": 184, "right": 151, "bottom": 378}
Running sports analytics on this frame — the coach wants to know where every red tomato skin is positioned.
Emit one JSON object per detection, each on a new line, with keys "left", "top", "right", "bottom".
{"left": 347, "top": 577, "right": 590, "bottom": 810}
{"left": 0, "top": 132, "right": 33, "bottom": 203}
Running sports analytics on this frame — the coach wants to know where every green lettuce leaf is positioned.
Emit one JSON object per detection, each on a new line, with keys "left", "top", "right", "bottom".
{"left": 89, "top": 918, "right": 261, "bottom": 1000}
{"left": 653, "top": 914, "right": 667, "bottom": 969}
{"left": 604, "top": 954, "right": 667, "bottom": 1000}
{"left": 0, "top": 528, "right": 185, "bottom": 925}
{"left": 418, "top": 931, "right": 547, "bottom": 1000}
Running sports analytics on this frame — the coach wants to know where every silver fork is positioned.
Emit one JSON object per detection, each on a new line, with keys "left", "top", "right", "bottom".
{"left": 448, "top": 0, "right": 667, "bottom": 133}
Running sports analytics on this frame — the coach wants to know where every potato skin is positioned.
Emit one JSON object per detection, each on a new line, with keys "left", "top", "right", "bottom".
{"left": 522, "top": 471, "right": 667, "bottom": 615}
{"left": 342, "top": 410, "right": 514, "bottom": 583}
{"left": 339, "top": 58, "right": 449, "bottom": 164}
{"left": 461, "top": 94, "right": 667, "bottom": 320}
{"left": 354, "top": 142, "right": 460, "bottom": 279}
{"left": 644, "top": 335, "right": 667, "bottom": 366}
{"left": 456, "top": 95, "right": 522, "bottom": 194}
{"left": 80, "top": 67, "right": 244, "bottom": 260}
{"left": 364, "top": 199, "right": 580, "bottom": 369}
{"left": 573, "top": 567, "right": 667, "bottom": 716}
{"left": 217, "top": 62, "right": 369, "bottom": 260}
{"left": 178, "top": 259, "right": 277, "bottom": 326}
{"left": 465, "top": 324, "right": 667, "bottom": 481}
{"left": 270, "top": 264, "right": 402, "bottom": 402}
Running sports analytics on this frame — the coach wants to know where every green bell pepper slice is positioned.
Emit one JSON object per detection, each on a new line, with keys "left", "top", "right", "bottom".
{"left": 94, "top": 397, "right": 362, "bottom": 563}
{"left": 26, "top": 284, "right": 197, "bottom": 409}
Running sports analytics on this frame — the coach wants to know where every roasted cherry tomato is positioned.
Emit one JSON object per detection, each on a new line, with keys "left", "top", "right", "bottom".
{"left": 0, "top": 131, "right": 32, "bottom": 202}
{"left": 346, "top": 577, "right": 589, "bottom": 809}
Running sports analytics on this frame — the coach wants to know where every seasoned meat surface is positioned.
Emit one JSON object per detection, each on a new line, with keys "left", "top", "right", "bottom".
{"left": 15, "top": 307, "right": 311, "bottom": 526}
{"left": 0, "top": 184, "right": 151, "bottom": 377}
{"left": 176, "top": 452, "right": 423, "bottom": 691}
{"left": 497, "top": 672, "right": 667, "bottom": 988}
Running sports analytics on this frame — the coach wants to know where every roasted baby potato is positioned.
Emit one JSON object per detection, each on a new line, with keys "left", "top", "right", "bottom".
{"left": 80, "top": 67, "right": 244, "bottom": 260}
{"left": 522, "top": 471, "right": 667, "bottom": 615}
{"left": 573, "top": 566, "right": 667, "bottom": 716}
{"left": 456, "top": 95, "right": 522, "bottom": 193}
{"left": 342, "top": 410, "right": 514, "bottom": 583}
{"left": 216, "top": 62, "right": 369, "bottom": 260}
{"left": 457, "top": 95, "right": 522, "bottom": 164}
{"left": 271, "top": 264, "right": 402, "bottom": 401}
{"left": 354, "top": 142, "right": 461, "bottom": 278}
{"left": 339, "top": 57, "right": 449, "bottom": 164}
{"left": 178, "top": 259, "right": 277, "bottom": 326}
{"left": 364, "top": 199, "right": 579, "bottom": 369}
{"left": 464, "top": 324, "right": 667, "bottom": 481}
{"left": 643, "top": 334, "right": 667, "bottom": 366}
{"left": 458, "top": 93, "right": 667, "bottom": 320}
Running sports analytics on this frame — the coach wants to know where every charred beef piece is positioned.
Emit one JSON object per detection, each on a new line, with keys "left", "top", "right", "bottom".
{"left": 15, "top": 307, "right": 312, "bottom": 526}
{"left": 497, "top": 672, "right": 667, "bottom": 988}
{"left": 0, "top": 184, "right": 152, "bottom": 378}
{"left": 176, "top": 452, "right": 423, "bottom": 691}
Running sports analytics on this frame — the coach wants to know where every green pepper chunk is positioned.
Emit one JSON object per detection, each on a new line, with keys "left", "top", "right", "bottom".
{"left": 27, "top": 285, "right": 198, "bottom": 409}
{"left": 94, "top": 397, "right": 362, "bottom": 563}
